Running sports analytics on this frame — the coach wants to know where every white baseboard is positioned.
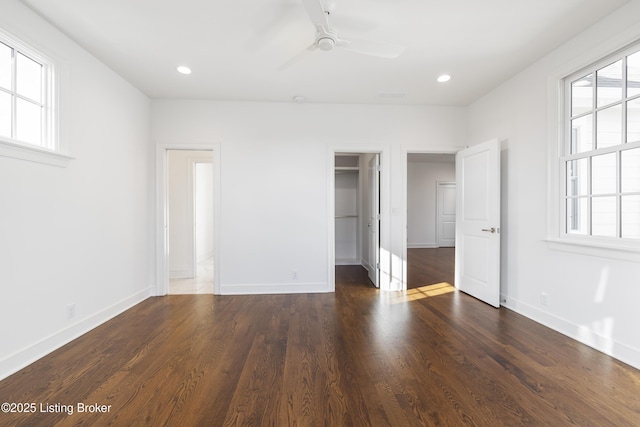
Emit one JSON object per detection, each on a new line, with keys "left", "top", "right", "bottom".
{"left": 0, "top": 288, "right": 152, "bottom": 381}
{"left": 335, "top": 258, "right": 361, "bottom": 265}
{"left": 407, "top": 243, "right": 438, "bottom": 249}
{"left": 220, "top": 282, "right": 329, "bottom": 295}
{"left": 502, "top": 294, "right": 640, "bottom": 370}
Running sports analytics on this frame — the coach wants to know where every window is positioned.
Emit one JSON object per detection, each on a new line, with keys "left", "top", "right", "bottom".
{"left": 0, "top": 28, "right": 66, "bottom": 165}
{"left": 562, "top": 43, "right": 640, "bottom": 242}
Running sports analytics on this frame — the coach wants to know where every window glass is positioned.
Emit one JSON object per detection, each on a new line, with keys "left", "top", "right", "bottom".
{"left": 16, "top": 97, "right": 41, "bottom": 145}
{"left": 596, "top": 104, "right": 622, "bottom": 148}
{"left": 621, "top": 148, "right": 640, "bottom": 193}
{"left": 597, "top": 60, "right": 623, "bottom": 107}
{"left": 591, "top": 196, "right": 617, "bottom": 237}
{"left": 571, "top": 114, "right": 593, "bottom": 153}
{"left": 0, "top": 29, "right": 58, "bottom": 155}
{"left": 0, "top": 90, "right": 10, "bottom": 138}
{"left": 571, "top": 74, "right": 593, "bottom": 116}
{"left": 567, "top": 158, "right": 588, "bottom": 196}
{"left": 563, "top": 44, "right": 640, "bottom": 241}
{"left": 627, "top": 51, "right": 640, "bottom": 98}
{"left": 0, "top": 42, "right": 10, "bottom": 90}
{"left": 591, "top": 153, "right": 617, "bottom": 195}
{"left": 567, "top": 198, "right": 588, "bottom": 235}
{"left": 622, "top": 195, "right": 640, "bottom": 238}
{"left": 628, "top": 98, "right": 640, "bottom": 143}
{"left": 16, "top": 52, "right": 42, "bottom": 102}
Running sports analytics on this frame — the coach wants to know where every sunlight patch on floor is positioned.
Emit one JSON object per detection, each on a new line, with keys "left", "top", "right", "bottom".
{"left": 389, "top": 282, "right": 455, "bottom": 304}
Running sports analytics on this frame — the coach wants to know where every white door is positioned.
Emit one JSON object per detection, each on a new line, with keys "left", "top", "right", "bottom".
{"left": 437, "top": 182, "right": 456, "bottom": 247}
{"left": 455, "top": 139, "right": 501, "bottom": 307}
{"left": 368, "top": 154, "right": 380, "bottom": 287}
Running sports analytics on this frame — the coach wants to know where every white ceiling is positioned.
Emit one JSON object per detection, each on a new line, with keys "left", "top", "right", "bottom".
{"left": 20, "top": 0, "right": 629, "bottom": 105}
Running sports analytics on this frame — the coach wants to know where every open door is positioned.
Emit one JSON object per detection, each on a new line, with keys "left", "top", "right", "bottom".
{"left": 368, "top": 154, "right": 381, "bottom": 287}
{"left": 455, "top": 139, "right": 501, "bottom": 307}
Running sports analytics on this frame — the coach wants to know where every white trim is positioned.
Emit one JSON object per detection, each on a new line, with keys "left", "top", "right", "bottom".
{"left": 502, "top": 295, "right": 640, "bottom": 370}
{"left": 0, "top": 138, "right": 72, "bottom": 167}
{"left": 0, "top": 26, "right": 62, "bottom": 155}
{"left": 545, "top": 238, "right": 640, "bottom": 263}
{"left": 407, "top": 243, "right": 438, "bottom": 249}
{"left": 220, "top": 282, "right": 328, "bottom": 295}
{"left": 546, "top": 24, "right": 640, "bottom": 260}
{"left": 155, "top": 142, "right": 221, "bottom": 296}
{"left": 0, "top": 288, "right": 151, "bottom": 381}
{"left": 335, "top": 258, "right": 361, "bottom": 265}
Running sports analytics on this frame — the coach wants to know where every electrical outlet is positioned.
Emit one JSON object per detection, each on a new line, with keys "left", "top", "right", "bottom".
{"left": 66, "top": 303, "right": 76, "bottom": 320}
{"left": 291, "top": 271, "right": 298, "bottom": 280}
{"left": 541, "top": 292, "right": 548, "bottom": 306}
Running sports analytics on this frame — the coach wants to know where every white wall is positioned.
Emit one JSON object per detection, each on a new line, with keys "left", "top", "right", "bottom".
{"left": 467, "top": 1, "right": 640, "bottom": 369}
{"left": 1, "top": 0, "right": 636, "bottom": 386}
{"left": 152, "top": 101, "right": 466, "bottom": 293}
{"left": 0, "top": 0, "right": 151, "bottom": 380}
{"left": 407, "top": 160, "right": 455, "bottom": 247}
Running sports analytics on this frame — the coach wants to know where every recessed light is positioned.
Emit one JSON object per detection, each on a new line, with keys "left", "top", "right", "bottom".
{"left": 437, "top": 74, "right": 451, "bottom": 83}
{"left": 177, "top": 66, "right": 192, "bottom": 75}
{"left": 293, "top": 96, "right": 305, "bottom": 103}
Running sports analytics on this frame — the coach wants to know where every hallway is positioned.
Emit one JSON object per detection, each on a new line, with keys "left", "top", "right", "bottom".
{"left": 169, "top": 256, "right": 214, "bottom": 294}
{"left": 407, "top": 247, "right": 455, "bottom": 290}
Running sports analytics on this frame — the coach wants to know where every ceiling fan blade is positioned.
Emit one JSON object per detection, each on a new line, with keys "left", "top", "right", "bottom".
{"left": 301, "top": 0, "right": 329, "bottom": 30}
{"left": 339, "top": 37, "right": 405, "bottom": 59}
{"left": 279, "top": 43, "right": 318, "bottom": 70}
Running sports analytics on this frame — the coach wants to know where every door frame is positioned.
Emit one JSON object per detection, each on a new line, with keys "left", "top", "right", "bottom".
{"left": 401, "top": 147, "right": 461, "bottom": 291}
{"left": 328, "top": 145, "right": 390, "bottom": 292}
{"left": 155, "top": 143, "right": 221, "bottom": 296}
{"left": 366, "top": 154, "right": 381, "bottom": 288}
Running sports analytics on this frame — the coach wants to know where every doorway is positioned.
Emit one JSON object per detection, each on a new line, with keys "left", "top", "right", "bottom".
{"left": 331, "top": 150, "right": 383, "bottom": 290}
{"left": 166, "top": 150, "right": 214, "bottom": 294}
{"left": 406, "top": 153, "right": 456, "bottom": 290}
{"left": 156, "top": 144, "right": 220, "bottom": 296}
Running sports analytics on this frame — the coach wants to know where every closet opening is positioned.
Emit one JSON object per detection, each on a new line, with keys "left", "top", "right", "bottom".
{"left": 334, "top": 153, "right": 380, "bottom": 288}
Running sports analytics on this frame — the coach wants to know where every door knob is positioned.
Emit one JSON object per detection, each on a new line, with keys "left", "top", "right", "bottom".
{"left": 482, "top": 227, "right": 496, "bottom": 233}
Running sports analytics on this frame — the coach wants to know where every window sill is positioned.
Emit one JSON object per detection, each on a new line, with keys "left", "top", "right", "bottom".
{"left": 0, "top": 139, "right": 73, "bottom": 167}
{"left": 546, "top": 237, "right": 640, "bottom": 263}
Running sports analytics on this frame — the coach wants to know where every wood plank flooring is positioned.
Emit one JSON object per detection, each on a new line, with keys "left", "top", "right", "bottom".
{"left": 1, "top": 265, "right": 639, "bottom": 426}
{"left": 407, "top": 248, "right": 455, "bottom": 290}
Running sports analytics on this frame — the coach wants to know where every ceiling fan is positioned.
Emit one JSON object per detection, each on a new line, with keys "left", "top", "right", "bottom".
{"left": 282, "top": 0, "right": 404, "bottom": 66}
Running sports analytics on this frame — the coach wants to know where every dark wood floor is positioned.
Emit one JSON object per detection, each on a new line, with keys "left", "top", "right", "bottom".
{"left": 1, "top": 265, "right": 639, "bottom": 426}
{"left": 407, "top": 247, "right": 455, "bottom": 289}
